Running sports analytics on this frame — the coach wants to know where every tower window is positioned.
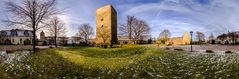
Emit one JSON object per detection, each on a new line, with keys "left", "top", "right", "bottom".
{"left": 101, "top": 18, "right": 104, "bottom": 21}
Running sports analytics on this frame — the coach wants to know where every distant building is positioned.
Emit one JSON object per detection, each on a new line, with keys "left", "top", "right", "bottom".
{"left": 95, "top": 4, "right": 117, "bottom": 45}
{"left": 70, "top": 36, "right": 83, "bottom": 44}
{"left": 215, "top": 31, "right": 239, "bottom": 44}
{"left": 39, "top": 31, "right": 69, "bottom": 45}
{"left": 118, "top": 36, "right": 130, "bottom": 44}
{"left": 0, "top": 29, "right": 33, "bottom": 45}
{"left": 45, "top": 36, "right": 68, "bottom": 45}
{"left": 166, "top": 32, "right": 191, "bottom": 45}
{"left": 118, "top": 36, "right": 151, "bottom": 44}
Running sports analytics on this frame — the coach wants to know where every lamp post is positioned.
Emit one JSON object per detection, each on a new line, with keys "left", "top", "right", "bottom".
{"left": 190, "top": 31, "right": 193, "bottom": 52}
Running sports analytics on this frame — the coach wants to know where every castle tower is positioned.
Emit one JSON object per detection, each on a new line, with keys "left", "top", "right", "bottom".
{"left": 40, "top": 31, "right": 45, "bottom": 40}
{"left": 95, "top": 5, "right": 117, "bottom": 45}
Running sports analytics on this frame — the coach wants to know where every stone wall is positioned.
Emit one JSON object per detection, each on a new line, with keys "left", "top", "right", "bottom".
{"left": 166, "top": 32, "right": 191, "bottom": 45}
{"left": 182, "top": 32, "right": 190, "bottom": 44}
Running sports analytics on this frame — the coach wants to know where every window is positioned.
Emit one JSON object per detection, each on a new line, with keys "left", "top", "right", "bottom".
{"left": 24, "top": 31, "right": 29, "bottom": 36}
{"left": 1, "top": 31, "right": 7, "bottom": 36}
{"left": 11, "top": 31, "right": 17, "bottom": 36}
{"left": 20, "top": 39, "right": 22, "bottom": 44}
{"left": 101, "top": 18, "right": 104, "bottom": 21}
{"left": 101, "top": 25, "right": 104, "bottom": 27}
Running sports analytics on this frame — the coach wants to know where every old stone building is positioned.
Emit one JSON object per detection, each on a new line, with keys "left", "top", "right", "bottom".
{"left": 166, "top": 32, "right": 191, "bottom": 45}
{"left": 95, "top": 5, "right": 117, "bottom": 45}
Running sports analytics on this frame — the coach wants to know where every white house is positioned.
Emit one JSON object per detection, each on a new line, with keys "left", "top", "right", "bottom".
{"left": 0, "top": 29, "right": 33, "bottom": 45}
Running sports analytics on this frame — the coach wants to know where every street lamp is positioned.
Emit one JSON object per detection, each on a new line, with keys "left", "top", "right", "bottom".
{"left": 190, "top": 31, "right": 193, "bottom": 52}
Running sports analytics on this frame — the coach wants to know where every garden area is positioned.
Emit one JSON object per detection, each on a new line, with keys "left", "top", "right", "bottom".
{"left": 1, "top": 45, "right": 239, "bottom": 78}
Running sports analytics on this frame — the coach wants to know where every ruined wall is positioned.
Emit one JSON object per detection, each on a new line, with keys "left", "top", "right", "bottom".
{"left": 182, "top": 32, "right": 190, "bottom": 44}
{"left": 95, "top": 5, "right": 117, "bottom": 45}
{"left": 166, "top": 32, "right": 191, "bottom": 45}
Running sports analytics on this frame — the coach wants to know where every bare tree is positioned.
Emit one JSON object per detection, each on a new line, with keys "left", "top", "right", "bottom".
{"left": 4, "top": 0, "right": 60, "bottom": 53}
{"left": 217, "top": 33, "right": 227, "bottom": 42}
{"left": 77, "top": 24, "right": 94, "bottom": 45}
{"left": 120, "top": 16, "right": 150, "bottom": 44}
{"left": 159, "top": 29, "right": 171, "bottom": 39}
{"left": 228, "top": 32, "right": 239, "bottom": 44}
{"left": 47, "top": 16, "right": 66, "bottom": 47}
{"left": 98, "top": 26, "right": 110, "bottom": 47}
{"left": 158, "top": 29, "right": 171, "bottom": 44}
{"left": 132, "top": 20, "right": 150, "bottom": 44}
{"left": 196, "top": 31, "right": 205, "bottom": 44}
{"left": 208, "top": 33, "right": 214, "bottom": 41}
{"left": 119, "top": 16, "right": 135, "bottom": 43}
{"left": 208, "top": 33, "right": 215, "bottom": 44}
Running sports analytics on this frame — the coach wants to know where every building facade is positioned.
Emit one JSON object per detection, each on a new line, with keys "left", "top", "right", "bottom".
{"left": 0, "top": 29, "right": 33, "bottom": 45}
{"left": 95, "top": 5, "right": 118, "bottom": 45}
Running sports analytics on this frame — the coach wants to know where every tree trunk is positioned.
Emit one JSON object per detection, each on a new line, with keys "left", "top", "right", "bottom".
{"left": 55, "top": 25, "right": 57, "bottom": 48}
{"left": 55, "top": 35, "right": 57, "bottom": 47}
{"left": 33, "top": 27, "right": 36, "bottom": 53}
{"left": 85, "top": 35, "right": 88, "bottom": 45}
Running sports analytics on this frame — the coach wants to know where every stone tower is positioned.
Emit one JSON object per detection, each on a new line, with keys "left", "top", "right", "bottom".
{"left": 95, "top": 5, "right": 117, "bottom": 45}
{"left": 40, "top": 31, "right": 45, "bottom": 40}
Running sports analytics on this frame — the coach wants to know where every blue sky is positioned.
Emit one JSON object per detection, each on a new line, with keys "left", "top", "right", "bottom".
{"left": 1, "top": 0, "right": 239, "bottom": 38}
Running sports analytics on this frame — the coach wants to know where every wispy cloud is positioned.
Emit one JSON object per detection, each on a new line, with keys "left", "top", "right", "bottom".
{"left": 120, "top": 0, "right": 239, "bottom": 37}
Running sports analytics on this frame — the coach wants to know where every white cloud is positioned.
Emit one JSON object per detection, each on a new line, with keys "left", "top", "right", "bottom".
{"left": 121, "top": 0, "right": 239, "bottom": 38}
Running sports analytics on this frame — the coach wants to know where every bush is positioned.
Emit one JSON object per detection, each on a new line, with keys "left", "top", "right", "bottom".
{"left": 206, "top": 50, "right": 214, "bottom": 53}
{"left": 225, "top": 51, "right": 233, "bottom": 54}
{"left": 6, "top": 50, "right": 14, "bottom": 53}
{"left": 165, "top": 47, "right": 170, "bottom": 50}
{"left": 49, "top": 46, "right": 53, "bottom": 48}
{"left": 174, "top": 49, "right": 184, "bottom": 51}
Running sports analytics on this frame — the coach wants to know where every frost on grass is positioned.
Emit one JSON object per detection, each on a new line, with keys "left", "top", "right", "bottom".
{"left": 0, "top": 51, "right": 30, "bottom": 64}
{"left": 1, "top": 47, "right": 239, "bottom": 78}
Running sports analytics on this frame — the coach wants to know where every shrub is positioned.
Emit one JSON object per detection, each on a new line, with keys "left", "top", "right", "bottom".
{"left": 206, "top": 50, "right": 214, "bottom": 53}
{"left": 225, "top": 51, "right": 233, "bottom": 54}
{"left": 6, "top": 50, "right": 14, "bottom": 53}
{"left": 174, "top": 48, "right": 184, "bottom": 51}
{"left": 49, "top": 46, "right": 53, "bottom": 48}
{"left": 165, "top": 47, "right": 170, "bottom": 50}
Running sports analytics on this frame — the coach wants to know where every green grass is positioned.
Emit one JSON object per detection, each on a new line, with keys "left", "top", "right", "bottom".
{"left": 1, "top": 45, "right": 239, "bottom": 78}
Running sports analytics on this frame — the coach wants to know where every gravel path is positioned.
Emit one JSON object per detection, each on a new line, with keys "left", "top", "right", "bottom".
{"left": 161, "top": 45, "right": 239, "bottom": 54}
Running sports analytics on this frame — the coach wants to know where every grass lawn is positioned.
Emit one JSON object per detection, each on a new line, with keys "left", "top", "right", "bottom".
{"left": 1, "top": 45, "right": 239, "bottom": 78}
